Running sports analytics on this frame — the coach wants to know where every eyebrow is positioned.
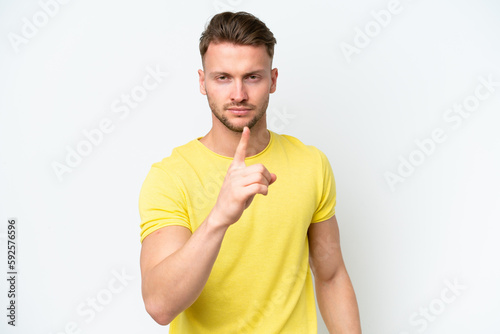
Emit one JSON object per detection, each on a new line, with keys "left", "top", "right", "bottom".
{"left": 209, "top": 69, "right": 267, "bottom": 78}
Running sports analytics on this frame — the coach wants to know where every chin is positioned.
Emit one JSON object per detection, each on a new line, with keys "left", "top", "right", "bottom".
{"left": 225, "top": 124, "right": 246, "bottom": 133}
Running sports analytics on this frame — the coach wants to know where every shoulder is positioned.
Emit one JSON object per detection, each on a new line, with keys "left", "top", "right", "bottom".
{"left": 140, "top": 140, "right": 200, "bottom": 196}
{"left": 272, "top": 131, "right": 327, "bottom": 161}
{"left": 151, "top": 139, "right": 199, "bottom": 174}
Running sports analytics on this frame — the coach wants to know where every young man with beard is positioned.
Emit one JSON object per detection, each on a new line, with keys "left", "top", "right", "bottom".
{"left": 139, "top": 11, "right": 362, "bottom": 333}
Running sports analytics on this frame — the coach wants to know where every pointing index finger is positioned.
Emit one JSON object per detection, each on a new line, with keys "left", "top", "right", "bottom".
{"left": 232, "top": 126, "right": 249, "bottom": 168}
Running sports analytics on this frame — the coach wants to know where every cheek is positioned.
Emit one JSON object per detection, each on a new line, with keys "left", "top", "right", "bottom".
{"left": 253, "top": 85, "right": 272, "bottom": 99}
{"left": 206, "top": 84, "right": 228, "bottom": 98}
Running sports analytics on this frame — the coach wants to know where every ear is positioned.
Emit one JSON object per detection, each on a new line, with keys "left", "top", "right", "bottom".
{"left": 270, "top": 68, "right": 278, "bottom": 94}
{"left": 198, "top": 69, "right": 207, "bottom": 95}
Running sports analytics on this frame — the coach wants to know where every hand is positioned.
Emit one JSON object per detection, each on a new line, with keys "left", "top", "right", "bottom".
{"left": 210, "top": 127, "right": 277, "bottom": 228}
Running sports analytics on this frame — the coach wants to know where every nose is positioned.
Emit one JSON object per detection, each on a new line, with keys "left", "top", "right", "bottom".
{"left": 230, "top": 80, "right": 248, "bottom": 103}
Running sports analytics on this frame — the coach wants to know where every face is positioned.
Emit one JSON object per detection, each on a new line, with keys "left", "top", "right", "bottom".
{"left": 198, "top": 42, "right": 278, "bottom": 133}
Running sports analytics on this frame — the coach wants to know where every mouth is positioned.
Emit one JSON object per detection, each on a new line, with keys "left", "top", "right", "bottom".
{"left": 227, "top": 108, "right": 252, "bottom": 116}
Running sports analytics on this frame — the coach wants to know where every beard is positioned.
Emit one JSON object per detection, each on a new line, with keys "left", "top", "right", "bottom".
{"left": 207, "top": 94, "right": 269, "bottom": 133}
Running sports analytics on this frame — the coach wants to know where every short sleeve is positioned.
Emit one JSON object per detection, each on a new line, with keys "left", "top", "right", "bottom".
{"left": 138, "top": 164, "right": 191, "bottom": 243}
{"left": 311, "top": 149, "right": 336, "bottom": 223}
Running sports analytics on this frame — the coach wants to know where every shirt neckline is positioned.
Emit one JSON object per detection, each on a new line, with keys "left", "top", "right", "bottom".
{"left": 194, "top": 130, "right": 275, "bottom": 160}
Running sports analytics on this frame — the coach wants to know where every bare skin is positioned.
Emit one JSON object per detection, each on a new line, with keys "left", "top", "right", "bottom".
{"left": 140, "top": 42, "right": 279, "bottom": 326}
{"left": 197, "top": 42, "right": 278, "bottom": 158}
{"left": 308, "top": 215, "right": 362, "bottom": 333}
{"left": 140, "top": 126, "right": 276, "bottom": 325}
{"left": 140, "top": 41, "right": 361, "bottom": 332}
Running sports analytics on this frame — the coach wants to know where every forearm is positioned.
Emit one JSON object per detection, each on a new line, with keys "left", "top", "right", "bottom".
{"left": 316, "top": 268, "right": 361, "bottom": 333}
{"left": 142, "top": 212, "right": 228, "bottom": 325}
{"left": 141, "top": 127, "right": 276, "bottom": 325}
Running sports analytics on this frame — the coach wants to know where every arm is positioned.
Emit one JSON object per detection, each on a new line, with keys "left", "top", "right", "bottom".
{"left": 140, "top": 127, "right": 277, "bottom": 325}
{"left": 140, "top": 214, "right": 228, "bottom": 325}
{"left": 308, "top": 215, "right": 362, "bottom": 333}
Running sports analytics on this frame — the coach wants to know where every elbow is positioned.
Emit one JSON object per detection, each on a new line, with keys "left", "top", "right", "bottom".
{"left": 144, "top": 299, "right": 176, "bottom": 326}
{"left": 311, "top": 263, "right": 347, "bottom": 285}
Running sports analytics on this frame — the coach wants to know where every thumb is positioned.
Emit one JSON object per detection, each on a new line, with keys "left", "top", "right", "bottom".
{"left": 269, "top": 173, "right": 277, "bottom": 185}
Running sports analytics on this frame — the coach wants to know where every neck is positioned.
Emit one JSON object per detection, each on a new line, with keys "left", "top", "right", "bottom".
{"left": 199, "top": 117, "right": 270, "bottom": 158}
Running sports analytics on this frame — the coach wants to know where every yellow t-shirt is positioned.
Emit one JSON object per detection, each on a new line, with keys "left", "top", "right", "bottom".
{"left": 139, "top": 130, "right": 336, "bottom": 333}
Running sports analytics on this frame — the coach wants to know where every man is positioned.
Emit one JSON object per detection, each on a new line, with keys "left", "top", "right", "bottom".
{"left": 139, "top": 11, "right": 361, "bottom": 333}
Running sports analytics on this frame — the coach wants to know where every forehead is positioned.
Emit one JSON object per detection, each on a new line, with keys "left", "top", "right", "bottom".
{"left": 203, "top": 42, "right": 271, "bottom": 72}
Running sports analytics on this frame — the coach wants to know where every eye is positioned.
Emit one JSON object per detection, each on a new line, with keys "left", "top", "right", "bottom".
{"left": 217, "top": 75, "right": 227, "bottom": 81}
{"left": 247, "top": 75, "right": 259, "bottom": 81}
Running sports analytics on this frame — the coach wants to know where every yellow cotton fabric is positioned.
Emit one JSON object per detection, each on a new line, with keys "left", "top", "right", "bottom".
{"left": 139, "top": 130, "right": 336, "bottom": 333}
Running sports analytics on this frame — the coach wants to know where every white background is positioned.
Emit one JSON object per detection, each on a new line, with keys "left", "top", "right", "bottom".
{"left": 1, "top": 0, "right": 499, "bottom": 333}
